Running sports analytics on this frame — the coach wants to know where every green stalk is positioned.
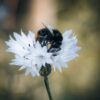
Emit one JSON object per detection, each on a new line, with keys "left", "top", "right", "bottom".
{"left": 44, "top": 76, "right": 53, "bottom": 100}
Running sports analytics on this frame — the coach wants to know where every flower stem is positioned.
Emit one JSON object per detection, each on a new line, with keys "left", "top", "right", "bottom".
{"left": 44, "top": 76, "right": 53, "bottom": 100}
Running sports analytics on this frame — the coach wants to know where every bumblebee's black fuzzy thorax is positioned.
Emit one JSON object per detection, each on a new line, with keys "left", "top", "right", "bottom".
{"left": 36, "top": 28, "right": 63, "bottom": 53}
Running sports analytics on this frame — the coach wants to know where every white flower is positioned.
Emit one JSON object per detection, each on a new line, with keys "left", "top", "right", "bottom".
{"left": 52, "top": 30, "right": 81, "bottom": 72}
{"left": 5, "top": 26, "right": 81, "bottom": 77}
{"left": 5, "top": 30, "right": 52, "bottom": 77}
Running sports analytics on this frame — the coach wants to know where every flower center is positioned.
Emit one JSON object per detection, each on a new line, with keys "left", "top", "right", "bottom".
{"left": 38, "top": 55, "right": 44, "bottom": 59}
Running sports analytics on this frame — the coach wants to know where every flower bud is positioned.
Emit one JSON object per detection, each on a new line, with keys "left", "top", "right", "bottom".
{"left": 39, "top": 63, "right": 51, "bottom": 77}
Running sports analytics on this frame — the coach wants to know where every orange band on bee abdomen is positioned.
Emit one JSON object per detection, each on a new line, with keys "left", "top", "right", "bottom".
{"left": 35, "top": 33, "right": 39, "bottom": 40}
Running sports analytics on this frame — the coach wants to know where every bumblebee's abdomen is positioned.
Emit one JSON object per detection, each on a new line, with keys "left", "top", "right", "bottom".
{"left": 36, "top": 28, "right": 63, "bottom": 53}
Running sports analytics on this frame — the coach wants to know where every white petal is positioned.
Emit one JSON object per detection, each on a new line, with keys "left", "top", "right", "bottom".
{"left": 19, "top": 66, "right": 26, "bottom": 70}
{"left": 63, "top": 30, "right": 72, "bottom": 38}
{"left": 57, "top": 64, "right": 62, "bottom": 72}
{"left": 25, "top": 69, "right": 30, "bottom": 76}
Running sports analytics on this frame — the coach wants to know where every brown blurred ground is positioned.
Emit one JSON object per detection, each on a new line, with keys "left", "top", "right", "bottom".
{"left": 0, "top": 0, "right": 100, "bottom": 100}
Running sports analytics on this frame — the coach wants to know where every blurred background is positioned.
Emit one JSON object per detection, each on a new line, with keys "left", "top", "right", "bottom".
{"left": 0, "top": 0, "right": 100, "bottom": 100}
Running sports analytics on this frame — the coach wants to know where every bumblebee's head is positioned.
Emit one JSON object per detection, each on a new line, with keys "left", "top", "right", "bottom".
{"left": 35, "top": 25, "right": 63, "bottom": 53}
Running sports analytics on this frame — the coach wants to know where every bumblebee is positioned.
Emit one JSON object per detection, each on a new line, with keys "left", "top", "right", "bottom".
{"left": 35, "top": 25, "right": 63, "bottom": 53}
